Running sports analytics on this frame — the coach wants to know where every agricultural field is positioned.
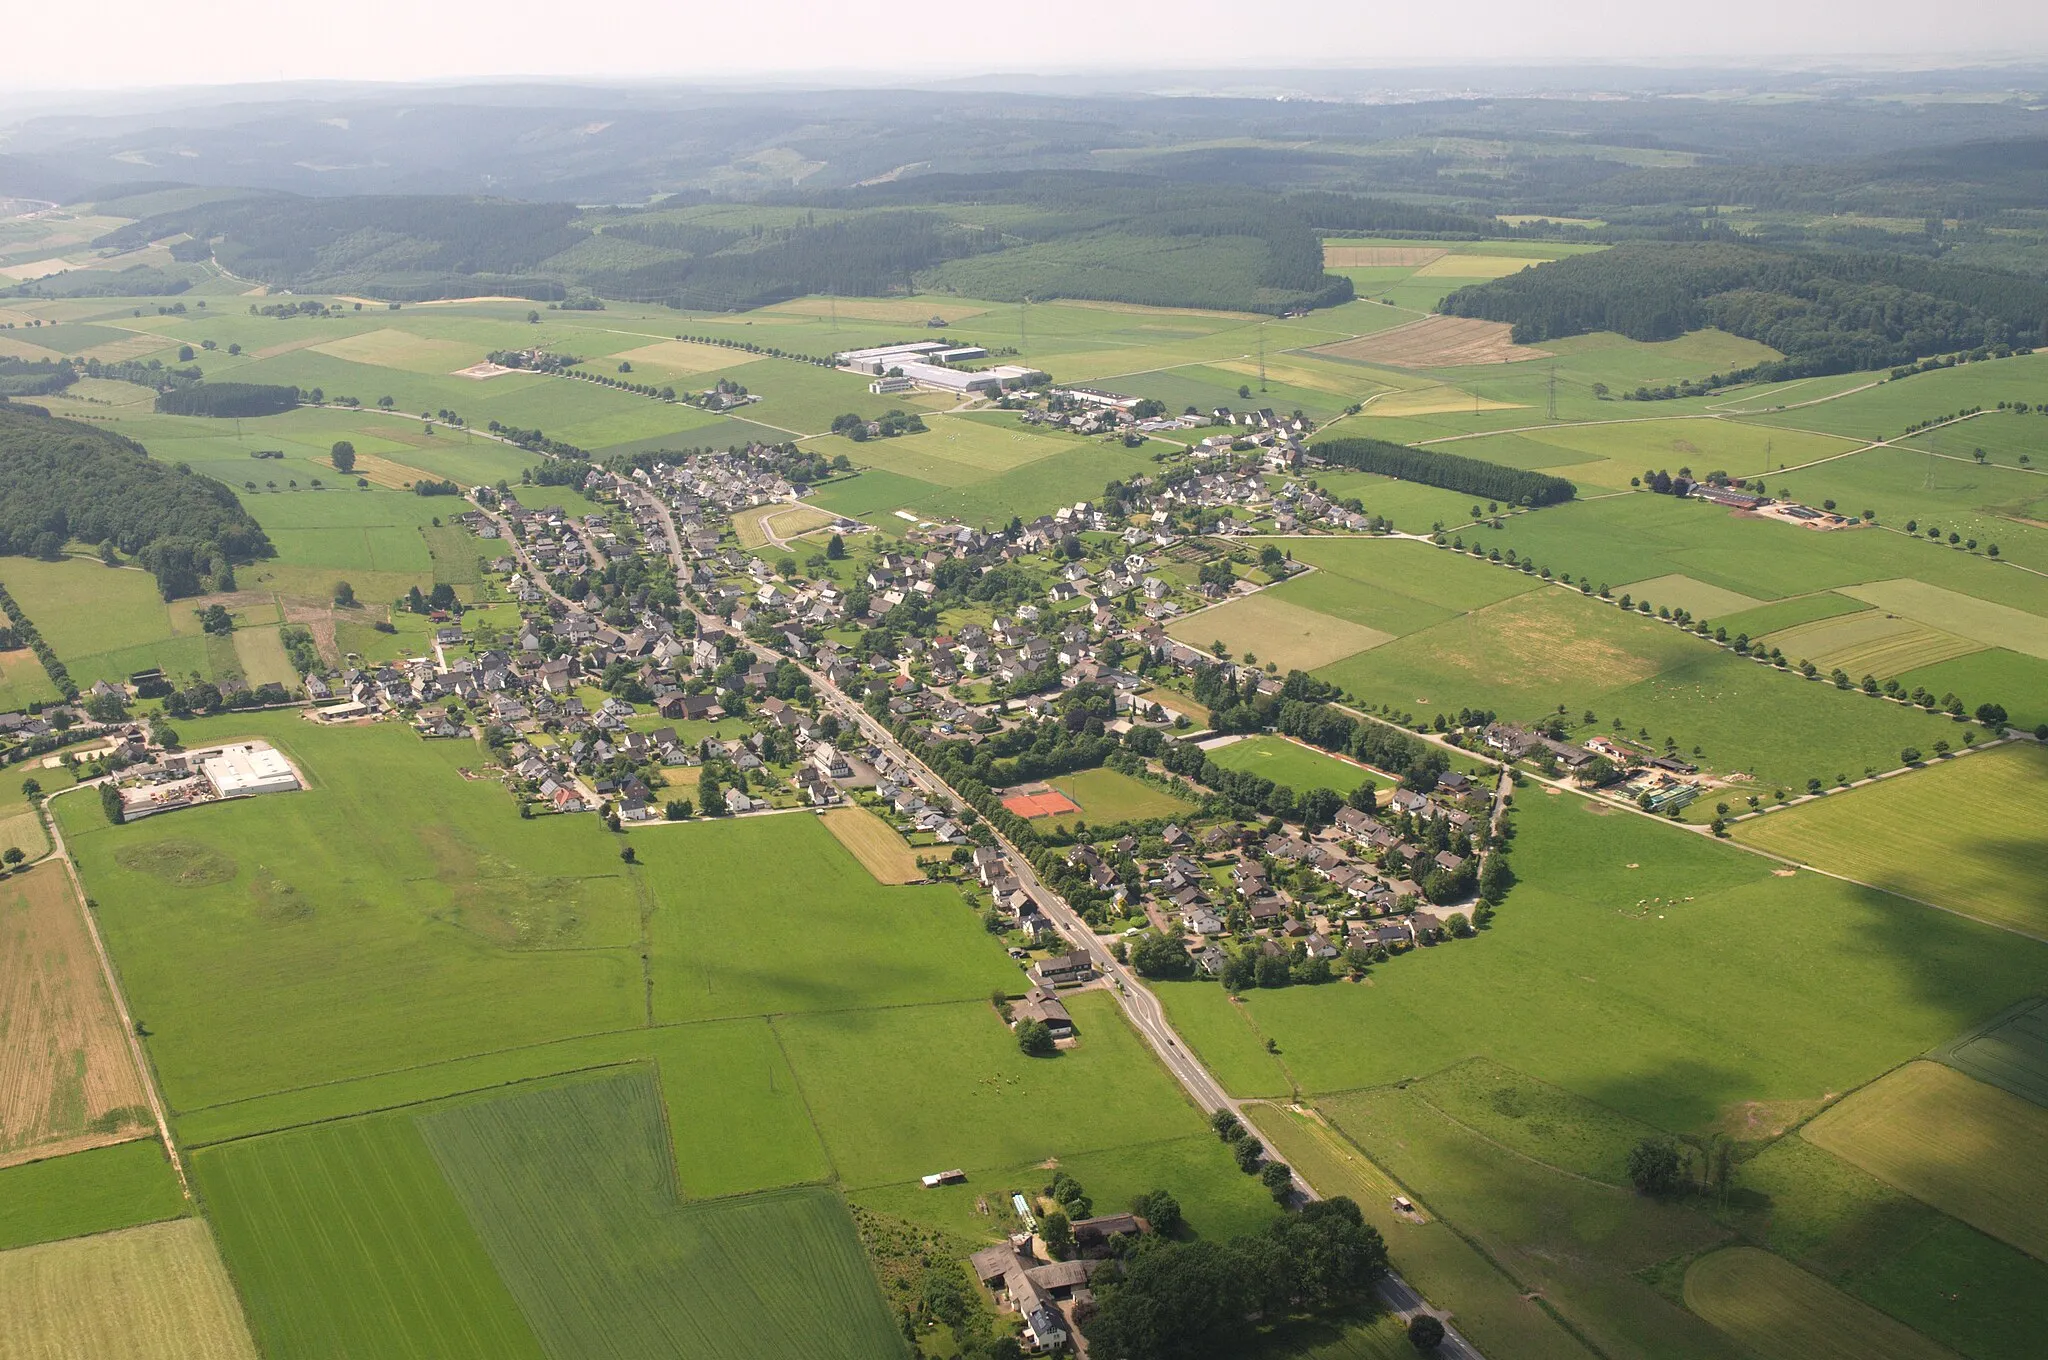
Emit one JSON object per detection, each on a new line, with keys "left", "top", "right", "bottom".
{"left": 0, "top": 1218, "right": 258, "bottom": 1360}
{"left": 1205, "top": 735, "right": 1386, "bottom": 796}
{"left": 1937, "top": 998, "right": 2048, "bottom": 1106}
{"left": 1167, "top": 591, "right": 1394, "bottom": 672}
{"left": 1733, "top": 743, "right": 2048, "bottom": 936}
{"left": 1802, "top": 1061, "right": 2048, "bottom": 1261}
{"left": 1682, "top": 1248, "right": 1960, "bottom": 1360}
{"left": 0, "top": 863, "right": 153, "bottom": 1167}
{"left": 820, "top": 804, "right": 929, "bottom": 883}
{"left": 0, "top": 1138, "right": 188, "bottom": 1252}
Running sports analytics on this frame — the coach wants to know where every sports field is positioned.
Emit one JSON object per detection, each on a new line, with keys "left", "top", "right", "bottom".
{"left": 0, "top": 1219, "right": 258, "bottom": 1360}
{"left": 819, "top": 805, "right": 927, "bottom": 883}
{"left": 1733, "top": 744, "right": 2048, "bottom": 936}
{"left": 1683, "top": 1248, "right": 1959, "bottom": 1360}
{"left": 0, "top": 863, "right": 153, "bottom": 1167}
{"left": 1044, "top": 765, "right": 1198, "bottom": 825}
{"left": 1803, "top": 1061, "right": 2048, "bottom": 1261}
{"left": 1206, "top": 734, "right": 1384, "bottom": 796}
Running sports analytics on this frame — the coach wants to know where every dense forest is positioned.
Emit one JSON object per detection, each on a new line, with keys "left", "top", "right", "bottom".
{"left": 0, "top": 358, "right": 77, "bottom": 398}
{"left": 1311, "top": 437, "right": 1578, "bottom": 507}
{"left": 0, "top": 405, "right": 272, "bottom": 598}
{"left": 1440, "top": 242, "right": 2048, "bottom": 377}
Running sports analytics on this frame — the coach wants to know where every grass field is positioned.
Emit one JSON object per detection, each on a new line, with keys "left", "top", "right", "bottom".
{"left": 819, "top": 805, "right": 928, "bottom": 883}
{"left": 1760, "top": 609, "right": 1981, "bottom": 678}
{"left": 0, "top": 863, "right": 153, "bottom": 1167}
{"left": 57, "top": 713, "right": 644, "bottom": 1111}
{"left": 1044, "top": 765, "right": 1198, "bottom": 826}
{"left": 1167, "top": 592, "right": 1393, "bottom": 672}
{"left": 0, "top": 1139, "right": 187, "bottom": 1251}
{"left": 1802, "top": 1061, "right": 2048, "bottom": 1261}
{"left": 1683, "top": 1248, "right": 1959, "bottom": 1360}
{"left": 1837, "top": 577, "right": 2048, "bottom": 660}
{"left": 1897, "top": 648, "right": 2048, "bottom": 734}
{"left": 1734, "top": 744, "right": 2048, "bottom": 936}
{"left": 1714, "top": 592, "right": 1872, "bottom": 639}
{"left": 643, "top": 812, "right": 1015, "bottom": 1024}
{"left": 1611, "top": 573, "right": 1764, "bottom": 620}
{"left": 0, "top": 644, "right": 61, "bottom": 712}
{"left": 0, "top": 1218, "right": 258, "bottom": 1360}
{"left": 1159, "top": 787, "right": 2048, "bottom": 1131}
{"left": 419, "top": 1069, "right": 901, "bottom": 1360}
{"left": 1206, "top": 735, "right": 1384, "bottom": 796}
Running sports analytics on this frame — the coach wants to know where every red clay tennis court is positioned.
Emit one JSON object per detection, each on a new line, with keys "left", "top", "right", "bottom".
{"left": 1000, "top": 789, "right": 1080, "bottom": 818}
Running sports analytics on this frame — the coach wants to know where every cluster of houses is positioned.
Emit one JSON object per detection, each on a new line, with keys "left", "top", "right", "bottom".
{"left": 968, "top": 1211, "right": 1148, "bottom": 1353}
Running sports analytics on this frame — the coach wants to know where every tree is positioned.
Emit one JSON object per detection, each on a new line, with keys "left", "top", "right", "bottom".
{"left": 1132, "top": 1188, "right": 1182, "bottom": 1236}
{"left": 1130, "top": 928, "right": 1193, "bottom": 979}
{"left": 1016, "top": 1018, "right": 1056, "bottom": 1057}
{"left": 1211, "top": 1109, "right": 1245, "bottom": 1142}
{"left": 20, "top": 778, "right": 40, "bottom": 799}
{"left": 619, "top": 845, "right": 637, "bottom": 863}
{"left": 1407, "top": 1315, "right": 1447, "bottom": 1351}
{"left": 2, "top": 847, "right": 23, "bottom": 868}
{"left": 1260, "top": 1160, "right": 1294, "bottom": 1200}
{"left": 333, "top": 580, "right": 355, "bottom": 606}
{"left": 1627, "top": 1137, "right": 1683, "bottom": 1195}
{"left": 330, "top": 441, "right": 356, "bottom": 473}
{"left": 1040, "top": 1209, "right": 1073, "bottom": 1260}
{"left": 1233, "top": 1137, "right": 1264, "bottom": 1173}
{"left": 1975, "top": 703, "right": 2009, "bottom": 729}
{"left": 825, "top": 533, "right": 846, "bottom": 560}
{"left": 99, "top": 782, "right": 124, "bottom": 825}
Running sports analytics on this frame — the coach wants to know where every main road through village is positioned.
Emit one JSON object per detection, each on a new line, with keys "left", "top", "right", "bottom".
{"left": 620, "top": 480, "right": 1484, "bottom": 1357}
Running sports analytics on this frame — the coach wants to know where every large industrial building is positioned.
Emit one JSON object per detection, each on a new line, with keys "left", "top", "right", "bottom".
{"left": 834, "top": 341, "right": 1043, "bottom": 395}
{"left": 201, "top": 744, "right": 302, "bottom": 798}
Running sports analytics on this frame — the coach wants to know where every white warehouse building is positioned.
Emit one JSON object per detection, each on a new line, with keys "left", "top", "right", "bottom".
{"left": 201, "top": 744, "right": 301, "bottom": 798}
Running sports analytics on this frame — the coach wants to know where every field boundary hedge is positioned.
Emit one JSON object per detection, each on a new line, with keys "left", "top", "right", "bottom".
{"left": 1312, "top": 436, "right": 1577, "bottom": 506}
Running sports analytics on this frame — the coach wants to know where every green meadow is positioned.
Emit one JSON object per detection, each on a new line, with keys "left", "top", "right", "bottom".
{"left": 1206, "top": 734, "right": 1386, "bottom": 795}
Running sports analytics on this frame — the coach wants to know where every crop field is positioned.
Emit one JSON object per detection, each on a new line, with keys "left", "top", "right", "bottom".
{"left": 1044, "top": 765, "right": 1197, "bottom": 825}
{"left": 1745, "top": 351, "right": 2048, "bottom": 442}
{"left": 196, "top": 1106, "right": 547, "bottom": 1359}
{"left": 0, "top": 1139, "right": 187, "bottom": 1251}
{"left": 310, "top": 328, "right": 483, "bottom": 374}
{"left": 608, "top": 337, "right": 765, "bottom": 377}
{"left": 643, "top": 811, "right": 1015, "bottom": 1023}
{"left": 1803, "top": 1061, "right": 2048, "bottom": 1260}
{"left": 1734, "top": 743, "right": 2048, "bottom": 936}
{"left": 0, "top": 643, "right": 60, "bottom": 712}
{"left": 1206, "top": 735, "right": 1384, "bottom": 795}
{"left": 56, "top": 714, "right": 645, "bottom": 1111}
{"left": 819, "top": 805, "right": 927, "bottom": 883}
{"left": 1682, "top": 1248, "right": 1958, "bottom": 1360}
{"left": 1714, "top": 592, "right": 1871, "bottom": 639}
{"left": 1938, "top": 999, "right": 2048, "bottom": 1107}
{"left": 1609, "top": 573, "right": 1764, "bottom": 620}
{"left": 0, "top": 557, "right": 185, "bottom": 684}
{"left": 0, "top": 1218, "right": 258, "bottom": 1360}
{"left": 1160, "top": 788, "right": 2048, "bottom": 1130}
{"left": 1312, "top": 315, "right": 1544, "bottom": 367}
{"left": 773, "top": 992, "right": 1208, "bottom": 1188}
{"left": 0, "top": 772, "right": 49, "bottom": 861}
{"left": 1761, "top": 609, "right": 1981, "bottom": 677}
{"left": 1167, "top": 591, "right": 1392, "bottom": 672}
{"left": 1836, "top": 578, "right": 2048, "bottom": 660}
{"left": 420, "top": 1070, "right": 900, "bottom": 1360}
{"left": 0, "top": 863, "right": 152, "bottom": 1167}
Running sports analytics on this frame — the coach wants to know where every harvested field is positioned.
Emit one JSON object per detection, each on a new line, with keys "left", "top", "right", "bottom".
{"left": 1612, "top": 573, "right": 1764, "bottom": 622}
{"left": 310, "top": 329, "right": 479, "bottom": 374}
{"left": 1803, "top": 1061, "right": 2048, "bottom": 1261}
{"left": 820, "top": 807, "right": 925, "bottom": 884}
{"left": 1000, "top": 788, "right": 1081, "bottom": 819}
{"left": 1323, "top": 246, "right": 1448, "bottom": 268}
{"left": 1413, "top": 254, "right": 1544, "bottom": 279}
{"left": 0, "top": 1218, "right": 258, "bottom": 1360}
{"left": 1762, "top": 610, "right": 1981, "bottom": 678}
{"left": 761, "top": 296, "right": 990, "bottom": 324}
{"left": 1166, "top": 592, "right": 1393, "bottom": 672}
{"left": 0, "top": 864, "right": 152, "bottom": 1168}
{"left": 1684, "top": 1247, "right": 1957, "bottom": 1360}
{"left": 1838, "top": 579, "right": 2048, "bottom": 661}
{"left": 609, "top": 338, "right": 762, "bottom": 376}
{"left": 1363, "top": 386, "right": 1525, "bottom": 417}
{"left": 1313, "top": 315, "right": 1549, "bottom": 368}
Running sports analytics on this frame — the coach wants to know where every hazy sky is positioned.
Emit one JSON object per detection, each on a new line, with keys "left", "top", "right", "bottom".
{"left": 9, "top": 0, "right": 2047, "bottom": 91}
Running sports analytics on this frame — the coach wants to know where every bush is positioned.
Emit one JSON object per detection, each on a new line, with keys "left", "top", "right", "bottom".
{"left": 1627, "top": 1137, "right": 1683, "bottom": 1195}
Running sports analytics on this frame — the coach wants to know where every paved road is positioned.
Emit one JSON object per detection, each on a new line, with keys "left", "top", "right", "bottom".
{"left": 617, "top": 475, "right": 1486, "bottom": 1355}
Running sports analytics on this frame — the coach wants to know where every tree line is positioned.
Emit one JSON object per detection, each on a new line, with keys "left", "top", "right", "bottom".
{"left": 1312, "top": 436, "right": 1577, "bottom": 507}
{"left": 155, "top": 383, "right": 301, "bottom": 418}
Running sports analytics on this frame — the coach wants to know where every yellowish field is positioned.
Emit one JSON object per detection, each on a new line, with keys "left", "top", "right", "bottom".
{"left": 820, "top": 806, "right": 926, "bottom": 885}
{"left": 230, "top": 626, "right": 300, "bottom": 690}
{"left": 1761, "top": 610, "right": 1981, "bottom": 677}
{"left": 1168, "top": 592, "right": 1393, "bottom": 672}
{"left": 1613, "top": 573, "right": 1764, "bottom": 620}
{"left": 0, "top": 864, "right": 152, "bottom": 1168}
{"left": 0, "top": 809, "right": 43, "bottom": 861}
{"left": 1363, "top": 387, "right": 1526, "bottom": 417}
{"left": 1837, "top": 579, "right": 2048, "bottom": 661}
{"left": 1413, "top": 255, "right": 1543, "bottom": 280}
{"left": 609, "top": 338, "right": 764, "bottom": 377}
{"left": 1323, "top": 246, "right": 1448, "bottom": 268}
{"left": 733, "top": 503, "right": 839, "bottom": 550}
{"left": 308, "top": 328, "right": 481, "bottom": 374}
{"left": 1733, "top": 743, "right": 2048, "bottom": 937}
{"left": 0, "top": 1218, "right": 258, "bottom": 1360}
{"left": 0, "top": 333, "right": 65, "bottom": 361}
{"left": 1212, "top": 357, "right": 1389, "bottom": 398}
{"left": 1683, "top": 1247, "right": 1958, "bottom": 1360}
{"left": 1803, "top": 1061, "right": 2048, "bottom": 1261}
{"left": 1314, "top": 316, "right": 1548, "bottom": 368}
